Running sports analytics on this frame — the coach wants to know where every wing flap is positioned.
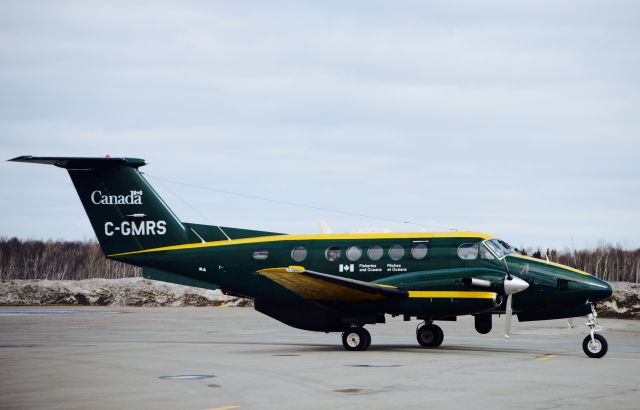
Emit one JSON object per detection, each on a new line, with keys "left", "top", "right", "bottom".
{"left": 257, "top": 266, "right": 408, "bottom": 301}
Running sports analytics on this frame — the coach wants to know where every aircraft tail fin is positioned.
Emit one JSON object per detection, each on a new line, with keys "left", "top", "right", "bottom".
{"left": 9, "top": 156, "right": 192, "bottom": 256}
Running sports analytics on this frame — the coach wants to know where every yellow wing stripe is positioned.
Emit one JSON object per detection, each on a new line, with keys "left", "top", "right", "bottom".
{"left": 408, "top": 291, "right": 497, "bottom": 299}
{"left": 108, "top": 231, "right": 493, "bottom": 257}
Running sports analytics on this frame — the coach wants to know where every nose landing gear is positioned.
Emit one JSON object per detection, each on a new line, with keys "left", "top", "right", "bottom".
{"left": 582, "top": 304, "right": 608, "bottom": 358}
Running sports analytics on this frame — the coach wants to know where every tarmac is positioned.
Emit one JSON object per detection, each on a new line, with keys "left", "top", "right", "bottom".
{"left": 1, "top": 306, "right": 639, "bottom": 410}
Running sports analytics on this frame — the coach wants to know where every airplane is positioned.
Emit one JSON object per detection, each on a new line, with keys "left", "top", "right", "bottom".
{"left": 9, "top": 155, "right": 613, "bottom": 358}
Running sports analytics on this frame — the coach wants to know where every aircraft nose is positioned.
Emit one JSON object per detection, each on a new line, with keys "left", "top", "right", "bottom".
{"left": 586, "top": 279, "right": 613, "bottom": 302}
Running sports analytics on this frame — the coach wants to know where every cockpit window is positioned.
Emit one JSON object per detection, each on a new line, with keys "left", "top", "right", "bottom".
{"left": 481, "top": 244, "right": 495, "bottom": 259}
{"left": 483, "top": 239, "right": 516, "bottom": 259}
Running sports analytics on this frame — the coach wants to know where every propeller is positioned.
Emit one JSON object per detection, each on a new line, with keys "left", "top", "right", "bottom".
{"left": 503, "top": 264, "right": 529, "bottom": 340}
{"left": 505, "top": 292, "right": 514, "bottom": 340}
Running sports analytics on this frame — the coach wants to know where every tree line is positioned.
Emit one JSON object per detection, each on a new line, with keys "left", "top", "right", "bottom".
{"left": 0, "top": 237, "right": 639, "bottom": 282}
{"left": 0, "top": 237, "right": 140, "bottom": 280}
{"left": 525, "top": 246, "right": 640, "bottom": 283}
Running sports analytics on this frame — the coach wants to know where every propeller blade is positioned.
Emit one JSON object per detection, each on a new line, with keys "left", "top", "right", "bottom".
{"left": 505, "top": 293, "right": 513, "bottom": 341}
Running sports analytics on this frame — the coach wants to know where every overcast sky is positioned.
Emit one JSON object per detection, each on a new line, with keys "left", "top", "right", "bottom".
{"left": 1, "top": 1, "right": 639, "bottom": 251}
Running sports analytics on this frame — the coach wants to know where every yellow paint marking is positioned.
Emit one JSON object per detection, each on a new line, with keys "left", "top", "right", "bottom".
{"left": 535, "top": 354, "right": 556, "bottom": 362}
{"left": 108, "top": 231, "right": 493, "bottom": 257}
{"left": 374, "top": 283, "right": 397, "bottom": 288}
{"left": 408, "top": 291, "right": 497, "bottom": 299}
{"left": 258, "top": 266, "right": 307, "bottom": 275}
{"left": 258, "top": 269, "right": 386, "bottom": 301}
{"left": 207, "top": 406, "right": 240, "bottom": 410}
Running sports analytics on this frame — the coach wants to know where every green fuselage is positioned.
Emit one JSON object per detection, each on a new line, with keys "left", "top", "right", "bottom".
{"left": 113, "top": 231, "right": 612, "bottom": 325}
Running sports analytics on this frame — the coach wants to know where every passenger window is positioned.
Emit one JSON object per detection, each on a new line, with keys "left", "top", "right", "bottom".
{"left": 389, "top": 244, "right": 405, "bottom": 261}
{"left": 252, "top": 250, "right": 269, "bottom": 260}
{"left": 411, "top": 243, "right": 428, "bottom": 260}
{"left": 458, "top": 243, "right": 478, "bottom": 260}
{"left": 325, "top": 246, "right": 341, "bottom": 262}
{"left": 346, "top": 246, "right": 362, "bottom": 261}
{"left": 291, "top": 246, "right": 307, "bottom": 262}
{"left": 367, "top": 245, "right": 383, "bottom": 261}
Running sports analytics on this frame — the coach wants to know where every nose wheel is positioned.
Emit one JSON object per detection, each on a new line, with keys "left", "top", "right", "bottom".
{"left": 341, "top": 327, "right": 371, "bottom": 351}
{"left": 582, "top": 304, "right": 608, "bottom": 358}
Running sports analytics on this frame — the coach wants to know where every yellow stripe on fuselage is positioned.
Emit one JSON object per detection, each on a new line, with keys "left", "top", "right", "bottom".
{"left": 108, "top": 231, "right": 493, "bottom": 257}
{"left": 408, "top": 291, "right": 497, "bottom": 299}
{"left": 508, "top": 254, "right": 590, "bottom": 276}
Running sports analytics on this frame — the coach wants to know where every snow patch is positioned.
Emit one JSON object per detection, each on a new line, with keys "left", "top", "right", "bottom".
{"left": 0, "top": 278, "right": 251, "bottom": 307}
{"left": 597, "top": 282, "right": 640, "bottom": 318}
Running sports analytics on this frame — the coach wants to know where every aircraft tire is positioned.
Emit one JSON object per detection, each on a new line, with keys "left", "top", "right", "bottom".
{"left": 342, "top": 327, "right": 371, "bottom": 351}
{"left": 417, "top": 324, "right": 444, "bottom": 348}
{"left": 363, "top": 328, "right": 372, "bottom": 350}
{"left": 582, "top": 334, "right": 608, "bottom": 358}
{"left": 434, "top": 325, "right": 444, "bottom": 347}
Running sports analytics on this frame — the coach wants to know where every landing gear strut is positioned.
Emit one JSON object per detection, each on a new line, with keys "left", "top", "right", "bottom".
{"left": 416, "top": 322, "right": 444, "bottom": 348}
{"left": 341, "top": 326, "right": 371, "bottom": 351}
{"left": 582, "top": 304, "right": 608, "bottom": 358}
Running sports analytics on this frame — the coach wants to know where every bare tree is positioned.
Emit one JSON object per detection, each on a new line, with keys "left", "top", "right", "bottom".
{"left": 0, "top": 237, "right": 141, "bottom": 280}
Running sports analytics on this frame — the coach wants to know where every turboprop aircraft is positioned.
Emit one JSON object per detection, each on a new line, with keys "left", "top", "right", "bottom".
{"left": 9, "top": 156, "right": 613, "bottom": 358}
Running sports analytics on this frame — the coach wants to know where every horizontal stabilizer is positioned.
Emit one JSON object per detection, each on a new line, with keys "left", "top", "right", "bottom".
{"left": 9, "top": 155, "right": 147, "bottom": 169}
{"left": 257, "top": 266, "right": 408, "bottom": 301}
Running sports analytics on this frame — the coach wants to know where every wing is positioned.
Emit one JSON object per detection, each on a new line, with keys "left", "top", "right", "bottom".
{"left": 257, "top": 266, "right": 408, "bottom": 301}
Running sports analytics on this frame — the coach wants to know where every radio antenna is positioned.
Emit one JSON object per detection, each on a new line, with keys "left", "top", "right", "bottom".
{"left": 144, "top": 173, "right": 457, "bottom": 231}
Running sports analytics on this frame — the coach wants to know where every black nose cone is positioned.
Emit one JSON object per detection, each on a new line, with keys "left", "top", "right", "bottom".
{"left": 587, "top": 279, "right": 613, "bottom": 302}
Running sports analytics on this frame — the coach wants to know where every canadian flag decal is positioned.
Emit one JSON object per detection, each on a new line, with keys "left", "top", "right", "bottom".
{"left": 339, "top": 264, "right": 355, "bottom": 273}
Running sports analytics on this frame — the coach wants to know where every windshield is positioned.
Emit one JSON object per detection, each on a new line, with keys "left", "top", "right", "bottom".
{"left": 483, "top": 239, "right": 516, "bottom": 259}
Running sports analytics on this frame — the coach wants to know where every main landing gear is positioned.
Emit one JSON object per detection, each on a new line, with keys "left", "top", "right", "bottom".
{"left": 341, "top": 326, "right": 371, "bottom": 351}
{"left": 582, "top": 304, "right": 608, "bottom": 358}
{"left": 341, "top": 322, "right": 446, "bottom": 351}
{"left": 416, "top": 322, "right": 444, "bottom": 348}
